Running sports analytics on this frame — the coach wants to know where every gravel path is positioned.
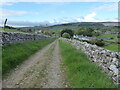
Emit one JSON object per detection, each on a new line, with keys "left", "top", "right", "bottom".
{"left": 2, "top": 40, "right": 69, "bottom": 88}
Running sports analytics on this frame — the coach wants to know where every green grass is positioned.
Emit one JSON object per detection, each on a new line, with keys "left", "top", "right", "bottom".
{"left": 4, "top": 29, "right": 21, "bottom": 33}
{"left": 59, "top": 40, "right": 116, "bottom": 88}
{"left": 97, "top": 34, "right": 118, "bottom": 38}
{"left": 101, "top": 44, "right": 119, "bottom": 52}
{"left": 106, "top": 38, "right": 119, "bottom": 43}
{"left": 0, "top": 46, "right": 2, "bottom": 80}
{"left": 0, "top": 27, "right": 29, "bottom": 34}
{"left": 2, "top": 39, "right": 55, "bottom": 76}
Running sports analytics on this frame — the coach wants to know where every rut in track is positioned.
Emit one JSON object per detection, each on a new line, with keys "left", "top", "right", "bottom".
{"left": 2, "top": 40, "right": 70, "bottom": 88}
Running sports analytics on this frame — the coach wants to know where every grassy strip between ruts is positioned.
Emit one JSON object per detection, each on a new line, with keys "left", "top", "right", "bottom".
{"left": 59, "top": 40, "right": 117, "bottom": 88}
{"left": 2, "top": 39, "right": 56, "bottom": 76}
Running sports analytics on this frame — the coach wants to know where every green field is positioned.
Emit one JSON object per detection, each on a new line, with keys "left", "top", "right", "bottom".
{"left": 101, "top": 44, "right": 119, "bottom": 52}
{"left": 2, "top": 39, "right": 55, "bottom": 76}
{"left": 0, "top": 27, "right": 23, "bottom": 33}
{"left": 106, "top": 38, "right": 119, "bottom": 43}
{"left": 98, "top": 34, "right": 118, "bottom": 38}
{"left": 59, "top": 40, "right": 116, "bottom": 88}
{"left": 0, "top": 27, "right": 33, "bottom": 34}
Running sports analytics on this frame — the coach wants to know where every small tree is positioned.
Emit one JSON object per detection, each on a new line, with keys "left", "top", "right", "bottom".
{"left": 95, "top": 39, "right": 105, "bottom": 46}
{"left": 62, "top": 33, "right": 71, "bottom": 39}
{"left": 92, "top": 31, "right": 100, "bottom": 37}
{"left": 75, "top": 27, "right": 94, "bottom": 37}
{"left": 61, "top": 28, "right": 74, "bottom": 38}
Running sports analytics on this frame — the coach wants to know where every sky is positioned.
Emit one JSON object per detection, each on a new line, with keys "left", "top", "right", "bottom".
{"left": 0, "top": 0, "right": 119, "bottom": 27}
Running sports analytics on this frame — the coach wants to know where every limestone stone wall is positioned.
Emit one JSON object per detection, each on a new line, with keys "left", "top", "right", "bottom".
{"left": 1, "top": 32, "right": 53, "bottom": 45}
{"left": 62, "top": 38, "right": 120, "bottom": 86}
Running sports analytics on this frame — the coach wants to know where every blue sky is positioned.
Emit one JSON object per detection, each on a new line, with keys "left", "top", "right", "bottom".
{"left": 0, "top": 1, "right": 118, "bottom": 27}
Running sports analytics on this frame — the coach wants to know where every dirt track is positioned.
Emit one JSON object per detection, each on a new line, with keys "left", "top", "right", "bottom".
{"left": 2, "top": 40, "right": 69, "bottom": 88}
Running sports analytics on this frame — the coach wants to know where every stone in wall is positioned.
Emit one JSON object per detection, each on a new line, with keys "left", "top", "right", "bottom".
{"left": 1, "top": 31, "right": 53, "bottom": 45}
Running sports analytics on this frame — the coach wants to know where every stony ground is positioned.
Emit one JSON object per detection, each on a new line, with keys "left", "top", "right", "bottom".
{"left": 2, "top": 40, "right": 70, "bottom": 88}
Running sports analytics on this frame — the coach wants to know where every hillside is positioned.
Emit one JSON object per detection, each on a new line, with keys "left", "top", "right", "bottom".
{"left": 40, "top": 22, "right": 118, "bottom": 33}
{"left": 101, "top": 22, "right": 119, "bottom": 26}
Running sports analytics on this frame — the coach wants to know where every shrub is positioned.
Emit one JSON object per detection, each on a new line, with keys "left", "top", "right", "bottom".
{"left": 75, "top": 38, "right": 105, "bottom": 46}
{"left": 95, "top": 40, "right": 105, "bottom": 46}
{"left": 61, "top": 28, "right": 74, "bottom": 37}
{"left": 75, "top": 27, "right": 94, "bottom": 37}
{"left": 62, "top": 33, "right": 71, "bottom": 39}
{"left": 110, "top": 37, "right": 114, "bottom": 39}
{"left": 117, "top": 35, "right": 120, "bottom": 38}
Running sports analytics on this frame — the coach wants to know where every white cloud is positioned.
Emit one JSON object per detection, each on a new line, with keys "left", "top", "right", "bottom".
{"left": 49, "top": 19, "right": 61, "bottom": 24}
{"left": 0, "top": 19, "right": 51, "bottom": 27}
{"left": 111, "top": 19, "right": 118, "bottom": 22}
{"left": 50, "top": 12, "right": 117, "bottom": 24}
{"left": 50, "top": 17, "right": 77, "bottom": 24}
{"left": 84, "top": 12, "right": 97, "bottom": 21}
{"left": 0, "top": 8, "right": 28, "bottom": 17}
{"left": 0, "top": 2, "right": 14, "bottom": 6}
{"left": 0, "top": 12, "right": 117, "bottom": 27}
{"left": 75, "top": 12, "right": 101, "bottom": 22}
{"left": 50, "top": 12, "right": 103, "bottom": 24}
{"left": 93, "top": 3, "right": 118, "bottom": 11}
{"left": 1, "top": 0, "right": 119, "bottom": 2}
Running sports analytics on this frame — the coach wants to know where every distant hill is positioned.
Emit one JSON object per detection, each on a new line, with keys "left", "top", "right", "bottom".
{"left": 50, "top": 22, "right": 105, "bottom": 28}
{"left": 20, "top": 22, "right": 119, "bottom": 33}
{"left": 41, "top": 22, "right": 118, "bottom": 32}
{"left": 42, "top": 22, "right": 103, "bottom": 32}
{"left": 101, "top": 22, "right": 119, "bottom": 26}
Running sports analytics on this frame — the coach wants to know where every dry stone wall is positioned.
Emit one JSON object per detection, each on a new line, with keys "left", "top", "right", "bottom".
{"left": 62, "top": 38, "right": 120, "bottom": 86}
{"left": 1, "top": 32, "right": 53, "bottom": 45}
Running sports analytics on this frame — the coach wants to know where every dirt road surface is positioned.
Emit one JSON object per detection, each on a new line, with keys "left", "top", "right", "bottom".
{"left": 2, "top": 40, "right": 70, "bottom": 88}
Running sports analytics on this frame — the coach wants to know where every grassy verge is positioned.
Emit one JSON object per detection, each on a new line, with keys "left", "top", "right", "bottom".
{"left": 101, "top": 44, "right": 119, "bottom": 52}
{"left": 2, "top": 39, "right": 55, "bottom": 76}
{"left": 0, "top": 46, "right": 2, "bottom": 80}
{"left": 59, "top": 40, "right": 116, "bottom": 88}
